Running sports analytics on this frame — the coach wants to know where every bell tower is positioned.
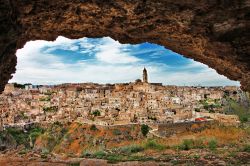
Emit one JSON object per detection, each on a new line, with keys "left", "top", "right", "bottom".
{"left": 143, "top": 67, "right": 148, "bottom": 83}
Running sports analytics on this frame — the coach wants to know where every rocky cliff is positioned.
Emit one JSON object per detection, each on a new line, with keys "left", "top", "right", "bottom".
{"left": 0, "top": 0, "right": 249, "bottom": 91}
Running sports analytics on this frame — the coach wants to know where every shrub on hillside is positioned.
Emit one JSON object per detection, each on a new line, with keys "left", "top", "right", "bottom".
{"left": 243, "top": 144, "right": 250, "bottom": 152}
{"left": 240, "top": 116, "right": 248, "bottom": 123}
{"left": 179, "top": 139, "right": 193, "bottom": 150}
{"left": 112, "top": 129, "right": 122, "bottom": 136}
{"left": 69, "top": 162, "right": 80, "bottom": 166}
{"left": 6, "top": 128, "right": 28, "bottom": 146}
{"left": 29, "top": 127, "right": 44, "bottom": 145}
{"left": 93, "top": 150, "right": 107, "bottom": 159}
{"left": 92, "top": 110, "right": 101, "bottom": 116}
{"left": 208, "top": 139, "right": 217, "bottom": 151}
{"left": 90, "top": 124, "right": 98, "bottom": 131}
{"left": 6, "top": 127, "right": 43, "bottom": 148}
{"left": 106, "top": 154, "right": 123, "bottom": 163}
{"left": 120, "top": 145, "right": 144, "bottom": 154}
{"left": 43, "top": 106, "right": 58, "bottom": 113}
{"left": 41, "top": 148, "right": 49, "bottom": 158}
{"left": 81, "top": 150, "right": 91, "bottom": 157}
{"left": 141, "top": 124, "right": 149, "bottom": 137}
{"left": 144, "top": 139, "right": 165, "bottom": 150}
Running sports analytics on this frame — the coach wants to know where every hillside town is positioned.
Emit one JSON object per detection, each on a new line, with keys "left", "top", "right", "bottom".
{"left": 0, "top": 68, "right": 242, "bottom": 130}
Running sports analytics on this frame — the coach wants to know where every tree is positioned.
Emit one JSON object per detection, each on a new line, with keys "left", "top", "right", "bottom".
{"left": 141, "top": 124, "right": 149, "bottom": 137}
{"left": 90, "top": 124, "right": 98, "bottom": 131}
{"left": 195, "top": 108, "right": 200, "bottom": 112}
{"left": 92, "top": 110, "right": 101, "bottom": 116}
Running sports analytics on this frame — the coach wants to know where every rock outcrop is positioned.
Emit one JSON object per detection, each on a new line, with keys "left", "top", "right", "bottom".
{"left": 0, "top": 0, "right": 249, "bottom": 91}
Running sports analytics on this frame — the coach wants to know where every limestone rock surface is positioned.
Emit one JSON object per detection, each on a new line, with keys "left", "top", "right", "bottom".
{"left": 0, "top": 0, "right": 249, "bottom": 91}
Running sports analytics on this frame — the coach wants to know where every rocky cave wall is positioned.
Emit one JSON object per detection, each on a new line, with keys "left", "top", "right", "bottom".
{"left": 0, "top": 0, "right": 249, "bottom": 92}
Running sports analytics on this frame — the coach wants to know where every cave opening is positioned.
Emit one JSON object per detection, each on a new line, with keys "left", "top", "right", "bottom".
{"left": 9, "top": 36, "right": 240, "bottom": 87}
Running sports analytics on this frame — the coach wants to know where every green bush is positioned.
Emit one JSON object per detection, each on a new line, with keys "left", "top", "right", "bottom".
{"left": 144, "top": 139, "right": 165, "bottom": 150}
{"left": 13, "top": 83, "right": 25, "bottom": 89}
{"left": 69, "top": 162, "right": 80, "bottom": 166}
{"left": 240, "top": 116, "right": 248, "bottom": 123}
{"left": 18, "top": 148, "right": 28, "bottom": 155}
{"left": 41, "top": 148, "right": 49, "bottom": 158}
{"left": 6, "top": 128, "right": 29, "bottom": 147}
{"left": 90, "top": 124, "right": 98, "bottom": 131}
{"left": 179, "top": 139, "right": 193, "bottom": 150}
{"left": 106, "top": 154, "right": 123, "bottom": 163}
{"left": 93, "top": 150, "right": 106, "bottom": 159}
{"left": 209, "top": 109, "right": 215, "bottom": 113}
{"left": 43, "top": 106, "right": 58, "bottom": 113}
{"left": 225, "top": 98, "right": 250, "bottom": 123}
{"left": 29, "top": 131, "right": 41, "bottom": 145}
{"left": 81, "top": 150, "right": 92, "bottom": 157}
{"left": 126, "top": 156, "right": 154, "bottom": 162}
{"left": 148, "top": 116, "right": 157, "bottom": 121}
{"left": 192, "top": 154, "right": 200, "bottom": 159}
{"left": 44, "top": 92, "right": 53, "bottom": 95}
{"left": 112, "top": 129, "right": 122, "bottom": 136}
{"left": 29, "top": 127, "right": 44, "bottom": 144}
{"left": 4, "top": 126, "right": 44, "bottom": 148}
{"left": 208, "top": 139, "right": 217, "bottom": 151}
{"left": 53, "top": 121, "right": 63, "bottom": 127}
{"left": 243, "top": 144, "right": 250, "bottom": 152}
{"left": 141, "top": 124, "right": 149, "bottom": 137}
{"left": 120, "top": 145, "right": 144, "bottom": 154}
{"left": 39, "top": 96, "right": 51, "bottom": 102}
{"left": 195, "top": 108, "right": 200, "bottom": 112}
{"left": 92, "top": 110, "right": 101, "bottom": 116}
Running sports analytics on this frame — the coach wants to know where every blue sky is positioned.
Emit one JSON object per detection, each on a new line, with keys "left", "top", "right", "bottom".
{"left": 10, "top": 36, "right": 240, "bottom": 86}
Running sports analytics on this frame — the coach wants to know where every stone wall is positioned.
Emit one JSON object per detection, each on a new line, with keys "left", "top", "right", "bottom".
{"left": 157, "top": 121, "right": 214, "bottom": 137}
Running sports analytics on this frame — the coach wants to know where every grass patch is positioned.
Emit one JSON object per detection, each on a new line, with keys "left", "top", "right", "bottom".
{"left": 68, "top": 162, "right": 80, "bottom": 166}
{"left": 178, "top": 138, "right": 217, "bottom": 151}
{"left": 29, "top": 127, "right": 44, "bottom": 145}
{"left": 119, "top": 145, "right": 144, "bottom": 154}
{"left": 179, "top": 139, "right": 193, "bottom": 150}
{"left": 106, "top": 154, "right": 124, "bottom": 163}
{"left": 208, "top": 139, "right": 217, "bottom": 151}
{"left": 4, "top": 126, "right": 44, "bottom": 148}
{"left": 112, "top": 129, "right": 122, "bottom": 136}
{"left": 39, "top": 124, "right": 69, "bottom": 152}
{"left": 225, "top": 98, "right": 250, "bottom": 123}
{"left": 18, "top": 148, "right": 28, "bottom": 155}
{"left": 93, "top": 150, "right": 107, "bottom": 159}
{"left": 41, "top": 148, "right": 49, "bottom": 159}
{"left": 126, "top": 155, "right": 154, "bottom": 162}
{"left": 81, "top": 150, "right": 92, "bottom": 157}
{"left": 144, "top": 139, "right": 165, "bottom": 151}
{"left": 243, "top": 144, "right": 250, "bottom": 152}
{"left": 81, "top": 145, "right": 154, "bottom": 163}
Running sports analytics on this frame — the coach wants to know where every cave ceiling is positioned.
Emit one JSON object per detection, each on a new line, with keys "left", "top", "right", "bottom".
{"left": 0, "top": 0, "right": 249, "bottom": 91}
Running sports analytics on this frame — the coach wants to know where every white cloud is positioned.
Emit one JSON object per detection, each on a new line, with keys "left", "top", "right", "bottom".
{"left": 150, "top": 69, "right": 240, "bottom": 86}
{"left": 184, "top": 60, "right": 208, "bottom": 69}
{"left": 10, "top": 36, "right": 240, "bottom": 86}
{"left": 95, "top": 37, "right": 140, "bottom": 64}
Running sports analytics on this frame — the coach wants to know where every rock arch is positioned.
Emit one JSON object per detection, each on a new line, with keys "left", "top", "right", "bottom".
{"left": 0, "top": 0, "right": 249, "bottom": 92}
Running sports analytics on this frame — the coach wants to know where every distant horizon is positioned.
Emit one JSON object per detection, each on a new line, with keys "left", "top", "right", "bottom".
{"left": 10, "top": 36, "right": 240, "bottom": 87}
{"left": 9, "top": 81, "right": 241, "bottom": 88}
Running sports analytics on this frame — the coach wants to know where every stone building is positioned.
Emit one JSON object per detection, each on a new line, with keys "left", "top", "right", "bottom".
{"left": 143, "top": 67, "right": 148, "bottom": 83}
{"left": 0, "top": 68, "right": 244, "bottom": 127}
